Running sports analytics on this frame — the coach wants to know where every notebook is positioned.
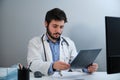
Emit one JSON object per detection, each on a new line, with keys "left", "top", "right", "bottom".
{"left": 70, "top": 48, "right": 102, "bottom": 69}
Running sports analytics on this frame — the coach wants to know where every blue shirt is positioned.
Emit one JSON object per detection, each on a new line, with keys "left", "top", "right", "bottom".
{"left": 49, "top": 40, "right": 60, "bottom": 62}
{"left": 46, "top": 36, "right": 60, "bottom": 75}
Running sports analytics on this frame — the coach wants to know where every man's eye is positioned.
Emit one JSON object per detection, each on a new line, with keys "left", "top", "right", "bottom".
{"left": 60, "top": 26, "right": 64, "bottom": 29}
{"left": 53, "top": 25, "right": 57, "bottom": 28}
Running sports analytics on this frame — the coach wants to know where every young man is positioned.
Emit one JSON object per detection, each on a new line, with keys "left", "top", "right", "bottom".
{"left": 27, "top": 8, "right": 98, "bottom": 76}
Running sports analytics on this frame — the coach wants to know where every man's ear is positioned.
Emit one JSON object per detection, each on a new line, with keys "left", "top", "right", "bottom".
{"left": 44, "top": 21, "right": 48, "bottom": 28}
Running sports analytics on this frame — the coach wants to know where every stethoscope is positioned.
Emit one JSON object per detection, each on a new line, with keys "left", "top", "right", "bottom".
{"left": 41, "top": 34, "right": 69, "bottom": 61}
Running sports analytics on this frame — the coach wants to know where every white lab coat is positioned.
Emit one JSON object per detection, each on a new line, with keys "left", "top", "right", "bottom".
{"left": 27, "top": 34, "right": 78, "bottom": 75}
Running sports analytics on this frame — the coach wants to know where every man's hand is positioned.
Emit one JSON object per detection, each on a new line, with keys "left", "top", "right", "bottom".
{"left": 87, "top": 63, "right": 98, "bottom": 73}
{"left": 53, "top": 61, "right": 70, "bottom": 70}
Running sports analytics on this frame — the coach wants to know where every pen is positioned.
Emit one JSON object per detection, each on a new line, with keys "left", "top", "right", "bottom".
{"left": 28, "top": 62, "right": 32, "bottom": 69}
{"left": 59, "top": 70, "right": 63, "bottom": 76}
{"left": 19, "top": 63, "right": 23, "bottom": 70}
{"left": 28, "top": 62, "right": 32, "bottom": 72}
{"left": 18, "top": 63, "right": 26, "bottom": 70}
{"left": 22, "top": 66, "right": 26, "bottom": 70}
{"left": 68, "top": 59, "right": 72, "bottom": 72}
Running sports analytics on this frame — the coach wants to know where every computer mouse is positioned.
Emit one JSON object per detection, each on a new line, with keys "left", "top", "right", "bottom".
{"left": 34, "top": 71, "right": 43, "bottom": 78}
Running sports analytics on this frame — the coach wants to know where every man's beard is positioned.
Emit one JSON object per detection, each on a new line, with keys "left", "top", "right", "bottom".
{"left": 47, "top": 28, "right": 61, "bottom": 40}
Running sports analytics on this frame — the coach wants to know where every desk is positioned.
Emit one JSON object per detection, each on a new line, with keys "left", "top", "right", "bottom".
{"left": 30, "top": 71, "right": 120, "bottom": 80}
{"left": 0, "top": 68, "right": 120, "bottom": 80}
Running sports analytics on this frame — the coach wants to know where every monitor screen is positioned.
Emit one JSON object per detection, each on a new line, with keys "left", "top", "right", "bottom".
{"left": 105, "top": 16, "right": 120, "bottom": 74}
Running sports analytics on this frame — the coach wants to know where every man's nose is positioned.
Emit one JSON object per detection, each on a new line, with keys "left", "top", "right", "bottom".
{"left": 56, "top": 27, "right": 62, "bottom": 33}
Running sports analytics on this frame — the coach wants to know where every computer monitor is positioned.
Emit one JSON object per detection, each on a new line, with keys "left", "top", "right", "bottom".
{"left": 105, "top": 16, "right": 120, "bottom": 74}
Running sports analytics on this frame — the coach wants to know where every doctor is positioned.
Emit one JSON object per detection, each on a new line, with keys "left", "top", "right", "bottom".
{"left": 27, "top": 8, "right": 98, "bottom": 76}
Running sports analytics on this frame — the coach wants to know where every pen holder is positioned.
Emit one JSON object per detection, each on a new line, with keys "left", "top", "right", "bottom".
{"left": 18, "top": 69, "right": 29, "bottom": 80}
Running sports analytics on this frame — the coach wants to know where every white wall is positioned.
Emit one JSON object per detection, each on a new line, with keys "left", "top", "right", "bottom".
{"left": 0, "top": 0, "right": 120, "bottom": 71}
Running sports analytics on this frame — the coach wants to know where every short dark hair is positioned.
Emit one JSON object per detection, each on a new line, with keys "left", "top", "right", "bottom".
{"left": 45, "top": 8, "right": 67, "bottom": 24}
